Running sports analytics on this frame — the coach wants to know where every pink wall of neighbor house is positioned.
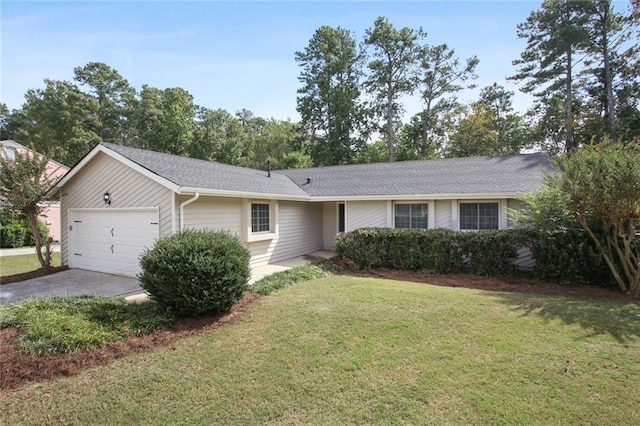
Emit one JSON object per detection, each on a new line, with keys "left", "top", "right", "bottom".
{"left": 1, "top": 140, "right": 70, "bottom": 243}
{"left": 40, "top": 203, "right": 62, "bottom": 242}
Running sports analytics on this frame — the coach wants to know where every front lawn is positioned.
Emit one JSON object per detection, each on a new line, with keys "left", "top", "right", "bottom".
{"left": 0, "top": 252, "right": 61, "bottom": 277}
{"left": 1, "top": 276, "right": 639, "bottom": 424}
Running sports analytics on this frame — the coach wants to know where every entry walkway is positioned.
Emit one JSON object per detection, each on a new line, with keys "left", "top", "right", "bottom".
{"left": 248, "top": 250, "right": 335, "bottom": 284}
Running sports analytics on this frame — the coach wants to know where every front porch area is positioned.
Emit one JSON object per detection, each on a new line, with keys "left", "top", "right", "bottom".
{"left": 248, "top": 250, "right": 335, "bottom": 285}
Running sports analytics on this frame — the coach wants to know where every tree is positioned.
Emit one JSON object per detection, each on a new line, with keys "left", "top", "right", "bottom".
{"left": 130, "top": 84, "right": 164, "bottom": 149}
{"left": 446, "top": 84, "right": 530, "bottom": 157}
{"left": 7, "top": 79, "right": 100, "bottom": 166}
{"left": 413, "top": 43, "right": 478, "bottom": 158}
{"left": 296, "top": 26, "right": 363, "bottom": 166}
{"left": 581, "top": 0, "right": 639, "bottom": 141}
{"left": 0, "top": 103, "right": 9, "bottom": 137}
{"left": 550, "top": 140, "right": 640, "bottom": 294}
{"left": 251, "top": 119, "right": 310, "bottom": 170}
{"left": 0, "top": 147, "right": 62, "bottom": 268}
{"left": 364, "top": 17, "right": 424, "bottom": 161}
{"left": 511, "top": 1, "right": 591, "bottom": 151}
{"left": 192, "top": 108, "right": 248, "bottom": 166}
{"left": 154, "top": 87, "right": 196, "bottom": 156}
{"left": 73, "top": 62, "right": 137, "bottom": 144}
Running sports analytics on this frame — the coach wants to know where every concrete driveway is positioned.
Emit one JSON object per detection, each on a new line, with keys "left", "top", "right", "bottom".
{"left": 0, "top": 269, "right": 144, "bottom": 305}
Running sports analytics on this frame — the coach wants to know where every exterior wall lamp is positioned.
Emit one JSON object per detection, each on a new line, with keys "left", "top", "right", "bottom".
{"left": 103, "top": 192, "right": 111, "bottom": 205}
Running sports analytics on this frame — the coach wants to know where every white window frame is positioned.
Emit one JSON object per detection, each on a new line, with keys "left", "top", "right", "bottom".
{"left": 457, "top": 200, "right": 505, "bottom": 231}
{"left": 242, "top": 199, "right": 278, "bottom": 242}
{"left": 392, "top": 201, "right": 435, "bottom": 229}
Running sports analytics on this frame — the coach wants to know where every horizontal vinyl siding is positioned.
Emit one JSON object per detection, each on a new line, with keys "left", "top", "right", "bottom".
{"left": 271, "top": 201, "right": 323, "bottom": 262}
{"left": 346, "top": 201, "right": 387, "bottom": 231}
{"left": 323, "top": 202, "right": 337, "bottom": 249}
{"left": 180, "top": 196, "right": 242, "bottom": 235}
{"left": 434, "top": 200, "right": 452, "bottom": 229}
{"left": 249, "top": 201, "right": 323, "bottom": 268}
{"left": 61, "top": 152, "right": 172, "bottom": 267}
{"left": 507, "top": 198, "right": 526, "bottom": 228}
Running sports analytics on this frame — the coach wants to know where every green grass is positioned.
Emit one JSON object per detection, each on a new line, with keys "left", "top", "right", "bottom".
{"left": 1, "top": 277, "right": 639, "bottom": 425}
{"left": 0, "top": 252, "right": 61, "bottom": 277}
{"left": 0, "top": 296, "right": 176, "bottom": 354}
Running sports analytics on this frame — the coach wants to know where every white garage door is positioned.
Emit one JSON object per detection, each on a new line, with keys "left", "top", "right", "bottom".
{"left": 69, "top": 208, "right": 160, "bottom": 277}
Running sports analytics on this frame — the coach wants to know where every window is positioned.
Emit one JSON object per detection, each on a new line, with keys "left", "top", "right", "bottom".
{"left": 394, "top": 203, "right": 429, "bottom": 229}
{"left": 251, "top": 203, "right": 270, "bottom": 233}
{"left": 459, "top": 202, "right": 499, "bottom": 230}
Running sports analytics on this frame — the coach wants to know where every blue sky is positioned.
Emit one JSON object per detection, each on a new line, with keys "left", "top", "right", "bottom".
{"left": 3, "top": 1, "right": 551, "bottom": 121}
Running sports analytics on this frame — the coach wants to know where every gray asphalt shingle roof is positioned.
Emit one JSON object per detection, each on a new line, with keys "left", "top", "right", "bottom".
{"left": 279, "top": 153, "right": 552, "bottom": 197}
{"left": 102, "top": 142, "right": 308, "bottom": 198}
{"left": 102, "top": 142, "right": 552, "bottom": 198}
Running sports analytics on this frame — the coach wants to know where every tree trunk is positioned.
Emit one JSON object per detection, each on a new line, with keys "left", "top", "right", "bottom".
{"left": 386, "top": 86, "right": 395, "bottom": 162}
{"left": 28, "top": 214, "right": 51, "bottom": 270}
{"left": 565, "top": 49, "right": 574, "bottom": 152}
{"left": 602, "top": 27, "right": 617, "bottom": 140}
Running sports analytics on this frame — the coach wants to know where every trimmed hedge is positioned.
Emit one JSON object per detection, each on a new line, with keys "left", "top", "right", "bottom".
{"left": 336, "top": 227, "right": 615, "bottom": 285}
{"left": 526, "top": 228, "right": 610, "bottom": 285}
{"left": 138, "top": 229, "right": 250, "bottom": 316}
{"left": 336, "top": 228, "right": 523, "bottom": 276}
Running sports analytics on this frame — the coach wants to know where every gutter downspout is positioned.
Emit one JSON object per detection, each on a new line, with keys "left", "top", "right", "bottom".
{"left": 179, "top": 193, "right": 200, "bottom": 231}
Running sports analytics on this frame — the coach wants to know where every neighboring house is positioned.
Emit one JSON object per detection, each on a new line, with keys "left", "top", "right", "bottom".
{"left": 1, "top": 140, "right": 70, "bottom": 242}
{"left": 55, "top": 142, "right": 552, "bottom": 277}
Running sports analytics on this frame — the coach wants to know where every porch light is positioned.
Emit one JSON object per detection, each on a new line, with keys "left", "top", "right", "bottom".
{"left": 103, "top": 192, "right": 111, "bottom": 205}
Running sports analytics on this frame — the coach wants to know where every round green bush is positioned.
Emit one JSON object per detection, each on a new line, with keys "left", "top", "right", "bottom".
{"left": 0, "top": 219, "right": 27, "bottom": 248}
{"left": 138, "top": 229, "right": 250, "bottom": 316}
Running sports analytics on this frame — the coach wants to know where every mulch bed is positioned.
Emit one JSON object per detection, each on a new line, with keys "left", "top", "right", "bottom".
{"left": 1, "top": 267, "right": 636, "bottom": 394}
{"left": 0, "top": 266, "right": 68, "bottom": 285}
{"left": 348, "top": 268, "right": 633, "bottom": 301}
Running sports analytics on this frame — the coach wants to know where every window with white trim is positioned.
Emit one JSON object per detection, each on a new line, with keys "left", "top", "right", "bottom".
{"left": 459, "top": 202, "right": 499, "bottom": 230}
{"left": 251, "top": 203, "right": 270, "bottom": 233}
{"left": 394, "top": 203, "right": 429, "bottom": 229}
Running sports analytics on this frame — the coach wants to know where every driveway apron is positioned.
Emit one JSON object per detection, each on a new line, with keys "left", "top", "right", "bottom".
{"left": 0, "top": 269, "right": 144, "bottom": 304}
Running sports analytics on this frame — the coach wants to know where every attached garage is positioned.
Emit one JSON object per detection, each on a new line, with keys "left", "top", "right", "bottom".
{"left": 68, "top": 208, "right": 159, "bottom": 277}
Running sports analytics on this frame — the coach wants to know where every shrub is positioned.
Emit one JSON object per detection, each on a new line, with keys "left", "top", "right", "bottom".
{"left": 138, "top": 229, "right": 250, "bottom": 316}
{"left": 526, "top": 229, "right": 609, "bottom": 285}
{"left": 0, "top": 296, "right": 176, "bottom": 355}
{"left": 336, "top": 227, "right": 525, "bottom": 276}
{"left": 0, "top": 218, "right": 27, "bottom": 248}
{"left": 511, "top": 185, "right": 614, "bottom": 286}
{"left": 251, "top": 262, "right": 333, "bottom": 296}
{"left": 0, "top": 210, "right": 49, "bottom": 248}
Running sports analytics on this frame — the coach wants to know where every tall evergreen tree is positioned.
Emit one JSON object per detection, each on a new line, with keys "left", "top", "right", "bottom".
{"left": 364, "top": 17, "right": 424, "bottom": 161}
{"left": 581, "top": 0, "right": 640, "bottom": 141}
{"left": 412, "top": 43, "right": 478, "bottom": 158}
{"left": 6, "top": 79, "right": 100, "bottom": 166}
{"left": 510, "top": 0, "right": 591, "bottom": 151}
{"left": 73, "top": 62, "right": 136, "bottom": 144}
{"left": 296, "top": 25, "right": 363, "bottom": 166}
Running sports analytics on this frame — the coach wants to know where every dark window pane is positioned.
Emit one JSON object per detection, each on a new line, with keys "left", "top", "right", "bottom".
{"left": 251, "top": 203, "right": 270, "bottom": 233}
{"left": 395, "top": 203, "right": 428, "bottom": 229}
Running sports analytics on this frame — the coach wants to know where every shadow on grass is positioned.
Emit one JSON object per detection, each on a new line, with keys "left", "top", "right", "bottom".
{"left": 495, "top": 292, "right": 640, "bottom": 343}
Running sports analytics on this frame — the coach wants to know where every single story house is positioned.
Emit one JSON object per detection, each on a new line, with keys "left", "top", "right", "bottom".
{"left": 1, "top": 140, "right": 70, "bottom": 242}
{"left": 55, "top": 142, "right": 552, "bottom": 277}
